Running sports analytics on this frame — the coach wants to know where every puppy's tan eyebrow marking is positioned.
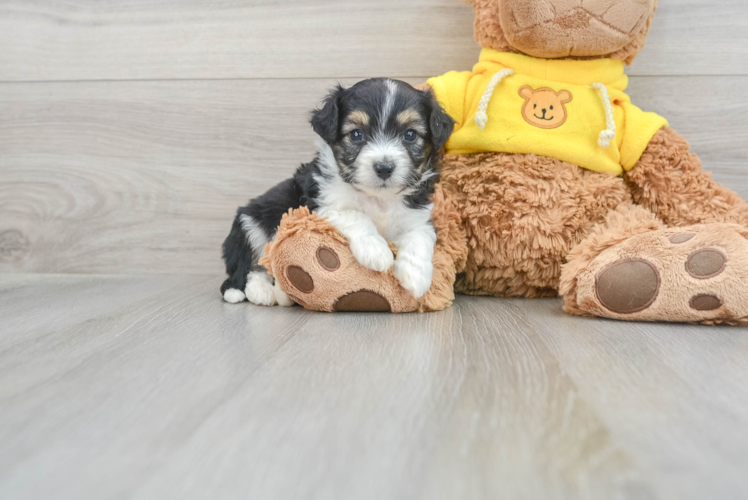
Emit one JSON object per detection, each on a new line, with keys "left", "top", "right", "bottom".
{"left": 342, "top": 110, "right": 370, "bottom": 134}
{"left": 396, "top": 109, "right": 420, "bottom": 125}
{"left": 397, "top": 109, "right": 427, "bottom": 135}
{"left": 348, "top": 110, "right": 370, "bottom": 126}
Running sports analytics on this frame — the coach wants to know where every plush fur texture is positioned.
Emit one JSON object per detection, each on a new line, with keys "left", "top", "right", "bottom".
{"left": 440, "top": 151, "right": 629, "bottom": 297}
{"left": 625, "top": 127, "right": 748, "bottom": 228}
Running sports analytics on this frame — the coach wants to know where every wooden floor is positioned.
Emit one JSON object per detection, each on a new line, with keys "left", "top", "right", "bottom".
{"left": 2, "top": 0, "right": 748, "bottom": 498}
{"left": 2, "top": 274, "right": 748, "bottom": 499}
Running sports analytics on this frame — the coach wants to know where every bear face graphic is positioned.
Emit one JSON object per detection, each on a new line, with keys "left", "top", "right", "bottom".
{"left": 519, "top": 86, "right": 573, "bottom": 129}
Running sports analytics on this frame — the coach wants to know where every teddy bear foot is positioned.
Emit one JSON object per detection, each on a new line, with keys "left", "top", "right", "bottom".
{"left": 269, "top": 230, "right": 418, "bottom": 313}
{"left": 570, "top": 224, "right": 748, "bottom": 325}
{"left": 259, "top": 208, "right": 422, "bottom": 312}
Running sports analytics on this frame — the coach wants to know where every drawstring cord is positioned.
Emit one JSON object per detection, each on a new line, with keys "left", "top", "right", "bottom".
{"left": 474, "top": 68, "right": 515, "bottom": 130}
{"left": 591, "top": 83, "right": 616, "bottom": 148}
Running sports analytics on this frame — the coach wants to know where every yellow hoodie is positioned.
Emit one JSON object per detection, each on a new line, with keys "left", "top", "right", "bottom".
{"left": 427, "top": 49, "right": 668, "bottom": 175}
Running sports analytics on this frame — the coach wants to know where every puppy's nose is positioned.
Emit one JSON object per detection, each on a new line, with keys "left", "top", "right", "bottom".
{"left": 374, "top": 163, "right": 394, "bottom": 180}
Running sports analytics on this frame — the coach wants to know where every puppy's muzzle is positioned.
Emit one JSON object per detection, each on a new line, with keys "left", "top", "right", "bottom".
{"left": 374, "top": 162, "right": 395, "bottom": 180}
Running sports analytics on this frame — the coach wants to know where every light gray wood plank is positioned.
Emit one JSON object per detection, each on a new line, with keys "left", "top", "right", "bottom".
{"left": 0, "top": 0, "right": 478, "bottom": 82}
{"left": 633, "top": 0, "right": 748, "bottom": 76}
{"left": 1, "top": 0, "right": 747, "bottom": 83}
{"left": 0, "top": 273, "right": 192, "bottom": 351}
{"left": 529, "top": 311, "right": 748, "bottom": 500}
{"left": 2, "top": 76, "right": 746, "bottom": 275}
{"left": 0, "top": 275, "right": 655, "bottom": 499}
{"left": 1, "top": 274, "right": 748, "bottom": 499}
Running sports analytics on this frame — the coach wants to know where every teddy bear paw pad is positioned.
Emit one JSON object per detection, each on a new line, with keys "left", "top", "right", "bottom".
{"left": 595, "top": 258, "right": 660, "bottom": 314}
{"left": 333, "top": 290, "right": 392, "bottom": 312}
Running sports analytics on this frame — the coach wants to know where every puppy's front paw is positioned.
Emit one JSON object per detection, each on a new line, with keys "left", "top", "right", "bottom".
{"left": 394, "top": 259, "right": 433, "bottom": 298}
{"left": 350, "top": 235, "right": 394, "bottom": 272}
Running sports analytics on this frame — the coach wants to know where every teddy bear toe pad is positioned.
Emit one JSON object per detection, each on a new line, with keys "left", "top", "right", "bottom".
{"left": 575, "top": 224, "right": 748, "bottom": 324}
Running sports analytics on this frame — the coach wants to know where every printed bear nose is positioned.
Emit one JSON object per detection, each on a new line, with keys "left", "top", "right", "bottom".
{"left": 542, "top": 108, "right": 547, "bottom": 114}
{"left": 374, "top": 163, "right": 394, "bottom": 180}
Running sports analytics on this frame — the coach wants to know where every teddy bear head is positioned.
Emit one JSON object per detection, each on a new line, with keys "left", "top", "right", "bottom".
{"left": 465, "top": 0, "right": 658, "bottom": 63}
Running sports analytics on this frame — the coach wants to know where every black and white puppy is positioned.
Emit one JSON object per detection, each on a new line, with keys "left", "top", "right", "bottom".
{"left": 221, "top": 78, "right": 454, "bottom": 305}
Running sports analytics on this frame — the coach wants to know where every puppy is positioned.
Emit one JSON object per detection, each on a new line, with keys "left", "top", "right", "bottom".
{"left": 221, "top": 78, "right": 454, "bottom": 306}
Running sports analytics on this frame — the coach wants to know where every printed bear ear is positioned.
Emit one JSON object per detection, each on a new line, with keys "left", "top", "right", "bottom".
{"left": 556, "top": 90, "right": 573, "bottom": 103}
{"left": 518, "top": 86, "right": 534, "bottom": 100}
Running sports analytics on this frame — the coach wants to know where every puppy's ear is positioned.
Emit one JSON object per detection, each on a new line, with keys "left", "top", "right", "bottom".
{"left": 310, "top": 84, "right": 344, "bottom": 143}
{"left": 427, "top": 95, "right": 455, "bottom": 149}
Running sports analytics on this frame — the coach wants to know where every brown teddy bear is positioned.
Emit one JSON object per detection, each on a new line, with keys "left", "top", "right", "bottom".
{"left": 262, "top": 0, "right": 748, "bottom": 324}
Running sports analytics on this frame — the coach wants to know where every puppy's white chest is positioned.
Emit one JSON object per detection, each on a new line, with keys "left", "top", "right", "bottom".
{"left": 358, "top": 196, "right": 397, "bottom": 238}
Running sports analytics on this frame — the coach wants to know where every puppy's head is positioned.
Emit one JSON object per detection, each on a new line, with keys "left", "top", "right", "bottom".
{"left": 311, "top": 79, "right": 454, "bottom": 196}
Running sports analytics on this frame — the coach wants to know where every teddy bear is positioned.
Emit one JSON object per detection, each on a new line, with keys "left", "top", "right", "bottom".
{"left": 261, "top": 0, "right": 748, "bottom": 324}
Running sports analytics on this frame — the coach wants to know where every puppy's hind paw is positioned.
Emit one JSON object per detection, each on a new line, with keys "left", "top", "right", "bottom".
{"left": 223, "top": 288, "right": 246, "bottom": 304}
{"left": 350, "top": 235, "right": 394, "bottom": 273}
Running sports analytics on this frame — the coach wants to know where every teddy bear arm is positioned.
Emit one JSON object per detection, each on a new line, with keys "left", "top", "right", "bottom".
{"left": 624, "top": 127, "right": 748, "bottom": 228}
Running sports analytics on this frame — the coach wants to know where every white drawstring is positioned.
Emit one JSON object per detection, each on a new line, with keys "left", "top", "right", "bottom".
{"left": 475, "top": 68, "right": 515, "bottom": 130}
{"left": 591, "top": 82, "right": 616, "bottom": 148}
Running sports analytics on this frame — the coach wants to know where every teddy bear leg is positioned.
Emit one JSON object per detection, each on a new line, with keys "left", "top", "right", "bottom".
{"left": 561, "top": 202, "right": 748, "bottom": 325}
{"left": 625, "top": 127, "right": 748, "bottom": 227}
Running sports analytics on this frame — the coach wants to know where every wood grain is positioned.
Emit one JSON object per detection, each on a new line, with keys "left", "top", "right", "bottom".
{"left": 1, "top": 0, "right": 747, "bottom": 83}
{"left": 2, "top": 76, "right": 746, "bottom": 275}
{"left": 634, "top": 0, "right": 748, "bottom": 76}
{"left": 0, "top": 0, "right": 478, "bottom": 82}
{"left": 1, "top": 274, "right": 747, "bottom": 499}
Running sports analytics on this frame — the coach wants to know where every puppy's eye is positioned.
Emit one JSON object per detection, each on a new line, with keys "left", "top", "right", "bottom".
{"left": 350, "top": 130, "right": 365, "bottom": 143}
{"left": 404, "top": 129, "right": 417, "bottom": 142}
{"left": 550, "top": 105, "right": 554, "bottom": 110}
{"left": 533, "top": 104, "right": 537, "bottom": 109}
